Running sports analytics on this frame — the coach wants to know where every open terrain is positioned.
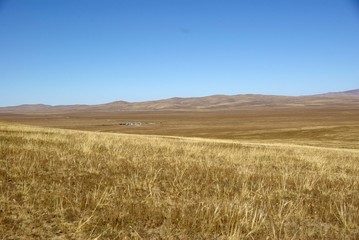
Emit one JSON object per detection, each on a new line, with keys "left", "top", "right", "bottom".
{"left": 1, "top": 122, "right": 359, "bottom": 239}
{"left": 0, "top": 107, "right": 358, "bottom": 149}
{"left": 1, "top": 90, "right": 359, "bottom": 239}
{"left": 0, "top": 90, "right": 358, "bottom": 149}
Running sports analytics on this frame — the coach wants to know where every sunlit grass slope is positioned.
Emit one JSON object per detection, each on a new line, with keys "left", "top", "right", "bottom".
{"left": 1, "top": 122, "right": 359, "bottom": 239}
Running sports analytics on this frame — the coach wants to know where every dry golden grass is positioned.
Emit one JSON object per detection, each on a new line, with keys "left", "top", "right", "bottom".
{"left": 1, "top": 122, "right": 359, "bottom": 239}
{"left": 1, "top": 108, "right": 358, "bottom": 149}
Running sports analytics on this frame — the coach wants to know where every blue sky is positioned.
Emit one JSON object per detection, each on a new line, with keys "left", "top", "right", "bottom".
{"left": 1, "top": 0, "right": 359, "bottom": 106}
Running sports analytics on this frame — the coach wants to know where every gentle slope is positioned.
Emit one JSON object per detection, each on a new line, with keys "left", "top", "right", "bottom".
{"left": 1, "top": 122, "right": 359, "bottom": 239}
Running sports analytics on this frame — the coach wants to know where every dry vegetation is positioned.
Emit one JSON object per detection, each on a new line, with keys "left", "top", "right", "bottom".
{"left": 1, "top": 107, "right": 358, "bottom": 150}
{"left": 1, "top": 122, "right": 359, "bottom": 239}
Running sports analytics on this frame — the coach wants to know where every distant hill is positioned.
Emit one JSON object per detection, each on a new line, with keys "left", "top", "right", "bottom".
{"left": 318, "top": 89, "right": 359, "bottom": 96}
{"left": 1, "top": 89, "right": 358, "bottom": 114}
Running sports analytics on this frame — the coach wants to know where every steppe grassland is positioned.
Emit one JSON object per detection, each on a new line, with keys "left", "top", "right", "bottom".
{"left": 0, "top": 122, "right": 359, "bottom": 239}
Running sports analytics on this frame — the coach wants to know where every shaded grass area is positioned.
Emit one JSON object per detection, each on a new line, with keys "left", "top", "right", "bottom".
{"left": 1, "top": 122, "right": 359, "bottom": 239}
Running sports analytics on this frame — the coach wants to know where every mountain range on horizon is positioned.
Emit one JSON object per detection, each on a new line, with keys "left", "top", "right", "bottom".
{"left": 1, "top": 89, "right": 359, "bottom": 114}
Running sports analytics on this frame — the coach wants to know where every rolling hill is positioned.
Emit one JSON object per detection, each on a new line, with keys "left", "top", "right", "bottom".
{"left": 1, "top": 89, "right": 358, "bottom": 113}
{"left": 318, "top": 89, "right": 359, "bottom": 96}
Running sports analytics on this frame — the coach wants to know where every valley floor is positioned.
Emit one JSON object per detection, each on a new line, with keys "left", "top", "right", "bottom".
{"left": 1, "top": 107, "right": 359, "bottom": 149}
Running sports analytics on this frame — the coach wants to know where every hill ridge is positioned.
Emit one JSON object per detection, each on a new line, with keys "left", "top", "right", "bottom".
{"left": 1, "top": 89, "right": 358, "bottom": 113}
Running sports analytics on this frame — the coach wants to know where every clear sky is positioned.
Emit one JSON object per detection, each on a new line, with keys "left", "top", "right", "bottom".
{"left": 1, "top": 0, "right": 359, "bottom": 106}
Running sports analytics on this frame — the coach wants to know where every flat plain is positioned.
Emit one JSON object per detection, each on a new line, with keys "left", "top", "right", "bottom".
{"left": 1, "top": 106, "right": 358, "bottom": 149}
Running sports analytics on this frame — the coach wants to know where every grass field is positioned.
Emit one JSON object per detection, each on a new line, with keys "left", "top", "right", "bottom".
{"left": 1, "top": 107, "right": 359, "bottom": 150}
{"left": 1, "top": 122, "right": 359, "bottom": 239}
